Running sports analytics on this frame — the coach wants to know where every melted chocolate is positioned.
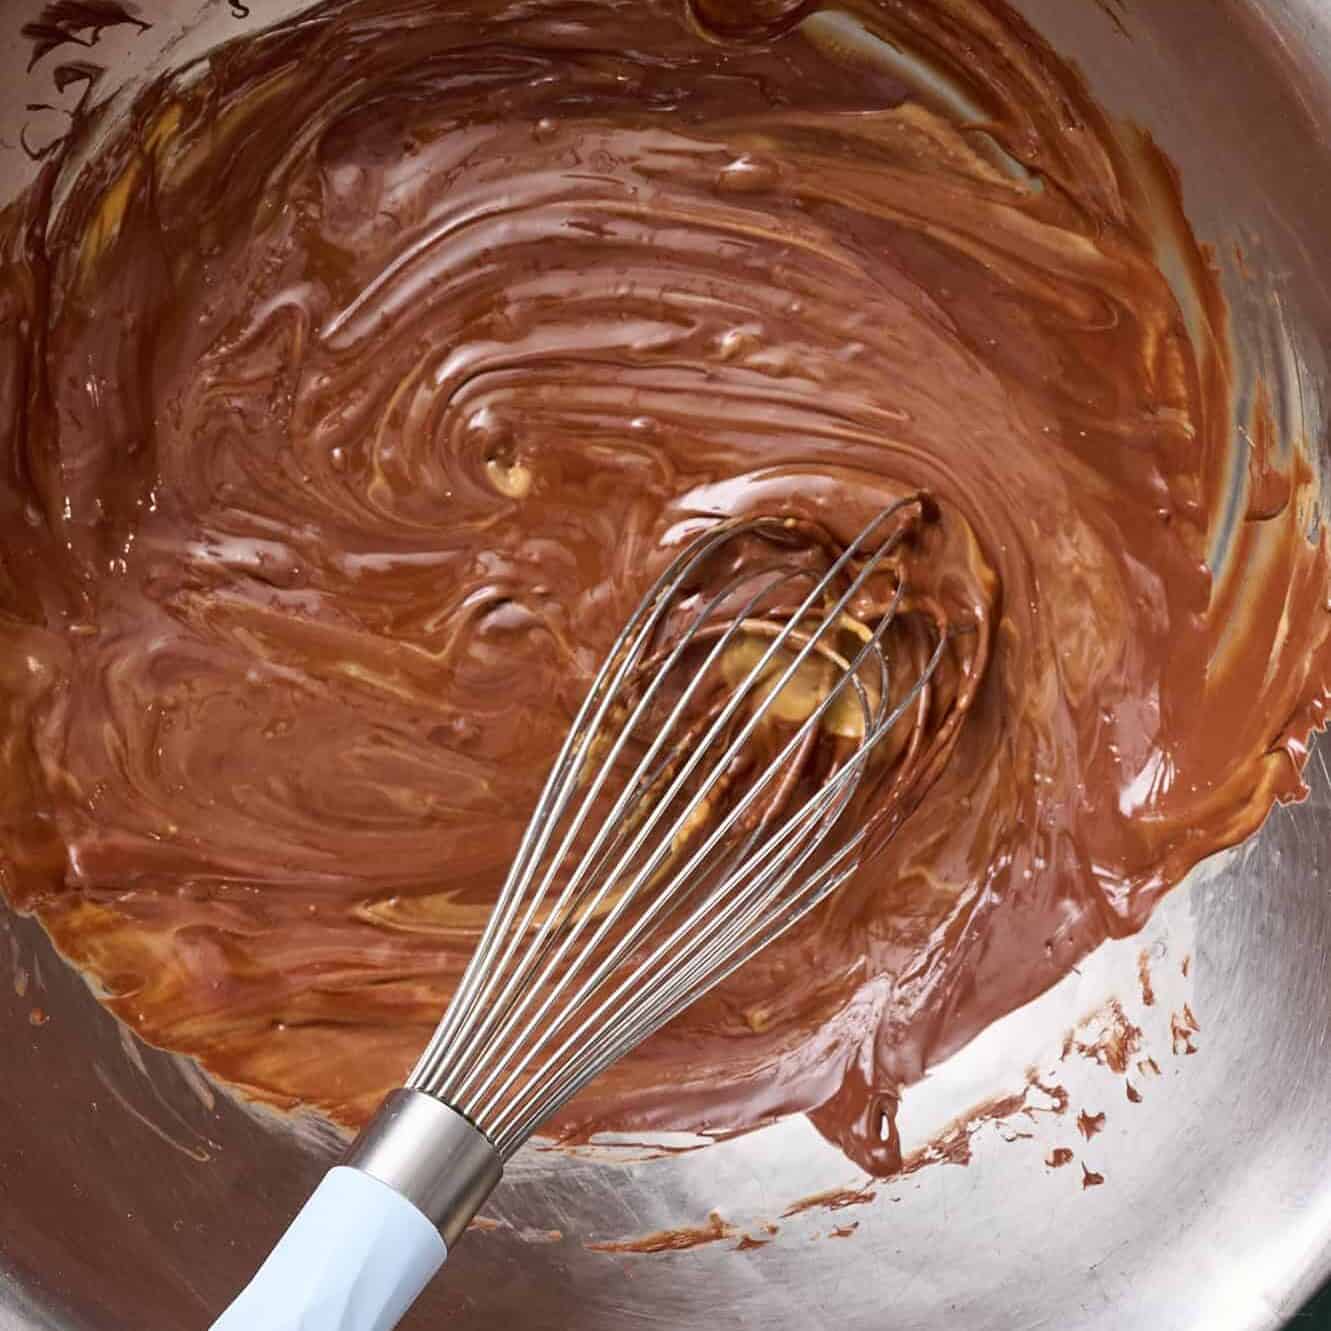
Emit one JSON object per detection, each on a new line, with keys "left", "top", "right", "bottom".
{"left": 1, "top": 0, "right": 1329, "bottom": 1176}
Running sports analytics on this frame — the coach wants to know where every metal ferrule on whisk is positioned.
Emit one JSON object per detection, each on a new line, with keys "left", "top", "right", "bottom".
{"left": 343, "top": 1090, "right": 503, "bottom": 1248}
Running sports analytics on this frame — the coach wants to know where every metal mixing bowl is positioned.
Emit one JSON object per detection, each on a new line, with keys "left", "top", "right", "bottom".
{"left": 3, "top": 1, "right": 1331, "bottom": 1327}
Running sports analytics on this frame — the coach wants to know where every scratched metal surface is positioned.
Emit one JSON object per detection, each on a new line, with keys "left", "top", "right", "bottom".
{"left": 2, "top": 0, "right": 1331, "bottom": 1328}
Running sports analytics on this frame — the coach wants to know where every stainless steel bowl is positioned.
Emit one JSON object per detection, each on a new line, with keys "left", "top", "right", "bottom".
{"left": 3, "top": 1, "right": 1331, "bottom": 1327}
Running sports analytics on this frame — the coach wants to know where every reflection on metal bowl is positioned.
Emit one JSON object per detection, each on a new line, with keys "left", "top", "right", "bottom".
{"left": 2, "top": 0, "right": 1331, "bottom": 1328}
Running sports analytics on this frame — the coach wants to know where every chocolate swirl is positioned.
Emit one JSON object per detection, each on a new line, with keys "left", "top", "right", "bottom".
{"left": 0, "top": 0, "right": 1328, "bottom": 1175}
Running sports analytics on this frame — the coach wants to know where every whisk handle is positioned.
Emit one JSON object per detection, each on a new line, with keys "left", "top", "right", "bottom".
{"left": 210, "top": 1091, "right": 503, "bottom": 1331}
{"left": 209, "top": 1165, "right": 447, "bottom": 1331}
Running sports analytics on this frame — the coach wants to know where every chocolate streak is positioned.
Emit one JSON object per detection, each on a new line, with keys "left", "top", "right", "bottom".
{"left": 1, "top": 0, "right": 1330, "bottom": 1176}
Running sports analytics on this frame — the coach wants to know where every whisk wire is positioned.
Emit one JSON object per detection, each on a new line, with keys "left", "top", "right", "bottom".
{"left": 487, "top": 791, "right": 862, "bottom": 1148}
{"left": 411, "top": 520, "right": 754, "bottom": 1083}
{"left": 469, "top": 641, "right": 865, "bottom": 1129}
{"left": 464, "top": 561, "right": 908, "bottom": 1129}
{"left": 488, "top": 630, "right": 947, "bottom": 1150}
{"left": 435, "top": 562, "right": 803, "bottom": 1102}
{"left": 407, "top": 498, "right": 944, "bottom": 1157}
{"left": 439, "top": 506, "right": 910, "bottom": 1114}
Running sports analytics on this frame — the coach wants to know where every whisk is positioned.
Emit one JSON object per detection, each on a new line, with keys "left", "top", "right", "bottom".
{"left": 212, "top": 495, "right": 965, "bottom": 1331}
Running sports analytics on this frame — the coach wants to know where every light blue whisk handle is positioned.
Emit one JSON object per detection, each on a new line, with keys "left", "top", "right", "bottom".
{"left": 210, "top": 1167, "right": 446, "bottom": 1331}
{"left": 210, "top": 1091, "right": 503, "bottom": 1331}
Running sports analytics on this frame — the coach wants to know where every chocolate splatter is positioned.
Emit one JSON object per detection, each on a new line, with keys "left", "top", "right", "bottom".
{"left": 1137, "top": 949, "right": 1156, "bottom": 1007}
{"left": 588, "top": 1212, "right": 738, "bottom": 1254}
{"left": 781, "top": 1184, "right": 876, "bottom": 1218}
{"left": 1171, "top": 1007, "right": 1200, "bottom": 1057}
{"left": 1076, "top": 1110, "right": 1106, "bottom": 1140}
{"left": 21, "top": 0, "right": 149, "bottom": 70}
{"left": 1070, "top": 1001, "right": 1144, "bottom": 1076}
